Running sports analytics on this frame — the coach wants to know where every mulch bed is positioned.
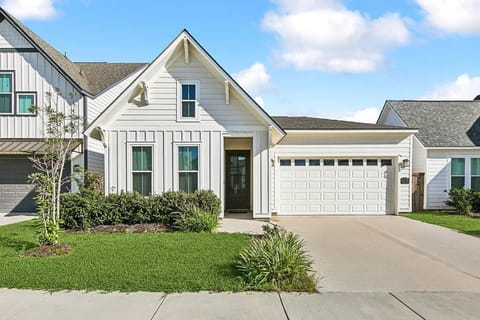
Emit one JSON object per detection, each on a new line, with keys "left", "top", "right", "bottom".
{"left": 21, "top": 243, "right": 71, "bottom": 258}
{"left": 66, "top": 223, "right": 168, "bottom": 234}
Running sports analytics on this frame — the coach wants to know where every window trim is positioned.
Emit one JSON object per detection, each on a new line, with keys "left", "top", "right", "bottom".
{"left": 16, "top": 92, "right": 37, "bottom": 116}
{"left": 127, "top": 143, "right": 154, "bottom": 195}
{"left": 177, "top": 80, "right": 200, "bottom": 122}
{"left": 175, "top": 143, "right": 201, "bottom": 193}
{"left": 450, "top": 157, "right": 466, "bottom": 189}
{"left": 0, "top": 71, "right": 15, "bottom": 115}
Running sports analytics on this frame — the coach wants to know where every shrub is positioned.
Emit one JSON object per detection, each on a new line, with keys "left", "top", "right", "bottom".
{"left": 470, "top": 191, "right": 480, "bottom": 213}
{"left": 173, "top": 204, "right": 219, "bottom": 233}
{"left": 236, "top": 225, "right": 316, "bottom": 292}
{"left": 447, "top": 188, "right": 473, "bottom": 215}
{"left": 60, "top": 189, "right": 221, "bottom": 231}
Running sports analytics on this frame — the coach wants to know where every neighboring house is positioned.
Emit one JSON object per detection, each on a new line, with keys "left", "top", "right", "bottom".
{"left": 377, "top": 100, "right": 480, "bottom": 211}
{"left": 86, "top": 30, "right": 416, "bottom": 219}
{"left": 0, "top": 7, "right": 146, "bottom": 213}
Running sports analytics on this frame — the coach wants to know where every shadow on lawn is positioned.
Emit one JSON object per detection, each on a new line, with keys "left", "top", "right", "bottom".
{"left": 0, "top": 235, "right": 37, "bottom": 254}
{"left": 463, "top": 230, "right": 480, "bottom": 237}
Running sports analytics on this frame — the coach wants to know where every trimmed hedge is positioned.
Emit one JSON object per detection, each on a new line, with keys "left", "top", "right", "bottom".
{"left": 60, "top": 190, "right": 221, "bottom": 230}
{"left": 446, "top": 187, "right": 480, "bottom": 216}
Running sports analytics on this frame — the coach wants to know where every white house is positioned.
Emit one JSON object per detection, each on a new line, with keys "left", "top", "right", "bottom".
{"left": 0, "top": 7, "right": 417, "bottom": 218}
{"left": 86, "top": 30, "right": 416, "bottom": 219}
{"left": 378, "top": 100, "right": 480, "bottom": 211}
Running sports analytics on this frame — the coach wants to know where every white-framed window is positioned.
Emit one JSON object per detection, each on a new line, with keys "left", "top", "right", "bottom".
{"left": 471, "top": 158, "right": 480, "bottom": 191}
{"left": 16, "top": 92, "right": 36, "bottom": 115}
{"left": 0, "top": 71, "right": 14, "bottom": 114}
{"left": 178, "top": 145, "right": 199, "bottom": 193}
{"left": 131, "top": 145, "right": 153, "bottom": 195}
{"left": 451, "top": 158, "right": 465, "bottom": 189}
{"left": 177, "top": 81, "right": 199, "bottom": 121}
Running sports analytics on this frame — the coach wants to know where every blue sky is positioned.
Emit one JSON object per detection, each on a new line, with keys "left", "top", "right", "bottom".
{"left": 4, "top": 0, "right": 480, "bottom": 122}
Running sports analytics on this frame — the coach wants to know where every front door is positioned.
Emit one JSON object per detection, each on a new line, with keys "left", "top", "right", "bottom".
{"left": 225, "top": 150, "right": 250, "bottom": 211}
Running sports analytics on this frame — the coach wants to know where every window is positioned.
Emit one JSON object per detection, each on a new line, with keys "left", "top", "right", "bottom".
{"left": 179, "top": 146, "right": 199, "bottom": 193}
{"left": 367, "top": 159, "right": 378, "bottom": 166}
{"left": 309, "top": 159, "right": 320, "bottom": 166}
{"left": 451, "top": 158, "right": 465, "bottom": 189}
{"left": 280, "top": 159, "right": 291, "bottom": 166}
{"left": 352, "top": 159, "right": 364, "bottom": 166}
{"left": 381, "top": 159, "right": 392, "bottom": 166}
{"left": 181, "top": 84, "right": 196, "bottom": 118}
{"left": 294, "top": 159, "right": 306, "bottom": 166}
{"left": 17, "top": 93, "right": 36, "bottom": 115}
{"left": 0, "top": 72, "right": 13, "bottom": 114}
{"left": 338, "top": 159, "right": 349, "bottom": 166}
{"left": 132, "top": 146, "right": 152, "bottom": 195}
{"left": 323, "top": 159, "right": 334, "bottom": 166}
{"left": 471, "top": 159, "right": 480, "bottom": 191}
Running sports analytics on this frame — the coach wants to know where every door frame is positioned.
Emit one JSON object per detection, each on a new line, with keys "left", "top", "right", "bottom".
{"left": 225, "top": 150, "right": 251, "bottom": 211}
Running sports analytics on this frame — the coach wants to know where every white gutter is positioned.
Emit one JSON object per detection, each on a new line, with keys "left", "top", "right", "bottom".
{"left": 285, "top": 129, "right": 418, "bottom": 134}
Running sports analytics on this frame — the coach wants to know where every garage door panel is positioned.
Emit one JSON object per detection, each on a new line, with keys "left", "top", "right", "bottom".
{"left": 278, "top": 157, "right": 395, "bottom": 215}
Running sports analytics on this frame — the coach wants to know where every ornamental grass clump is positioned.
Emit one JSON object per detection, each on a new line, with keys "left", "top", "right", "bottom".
{"left": 173, "top": 204, "right": 219, "bottom": 233}
{"left": 237, "top": 225, "right": 316, "bottom": 292}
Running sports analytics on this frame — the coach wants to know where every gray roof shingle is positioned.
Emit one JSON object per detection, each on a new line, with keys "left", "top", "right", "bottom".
{"left": 75, "top": 62, "right": 147, "bottom": 95}
{"left": 387, "top": 100, "right": 480, "bottom": 147}
{"left": 272, "top": 116, "right": 408, "bottom": 131}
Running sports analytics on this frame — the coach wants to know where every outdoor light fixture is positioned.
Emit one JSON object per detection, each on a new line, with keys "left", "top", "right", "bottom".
{"left": 400, "top": 159, "right": 410, "bottom": 168}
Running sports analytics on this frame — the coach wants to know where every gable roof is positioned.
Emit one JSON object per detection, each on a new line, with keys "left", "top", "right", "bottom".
{"left": 86, "top": 29, "right": 286, "bottom": 138}
{"left": 0, "top": 7, "right": 145, "bottom": 97}
{"left": 273, "top": 116, "right": 409, "bottom": 131}
{"left": 75, "top": 62, "right": 147, "bottom": 96}
{"left": 386, "top": 100, "right": 480, "bottom": 147}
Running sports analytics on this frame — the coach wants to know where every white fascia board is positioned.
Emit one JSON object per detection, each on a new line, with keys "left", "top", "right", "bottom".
{"left": 284, "top": 129, "right": 418, "bottom": 134}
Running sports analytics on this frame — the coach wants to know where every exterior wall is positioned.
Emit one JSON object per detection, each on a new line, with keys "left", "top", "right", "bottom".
{"left": 377, "top": 105, "right": 406, "bottom": 127}
{"left": 0, "top": 20, "right": 84, "bottom": 139}
{"left": 412, "top": 136, "right": 426, "bottom": 173}
{"left": 86, "top": 68, "right": 144, "bottom": 173}
{"left": 425, "top": 149, "right": 480, "bottom": 210}
{"left": 272, "top": 132, "right": 413, "bottom": 213}
{"left": 102, "top": 50, "right": 271, "bottom": 217}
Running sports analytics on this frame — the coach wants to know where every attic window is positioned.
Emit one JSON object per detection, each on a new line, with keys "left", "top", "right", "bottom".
{"left": 177, "top": 81, "right": 199, "bottom": 121}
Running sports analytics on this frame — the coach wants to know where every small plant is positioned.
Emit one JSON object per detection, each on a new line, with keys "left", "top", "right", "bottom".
{"left": 173, "top": 204, "right": 219, "bottom": 233}
{"left": 447, "top": 188, "right": 473, "bottom": 216}
{"left": 236, "top": 225, "right": 316, "bottom": 292}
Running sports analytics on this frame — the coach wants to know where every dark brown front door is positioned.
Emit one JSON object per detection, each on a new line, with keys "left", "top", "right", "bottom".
{"left": 226, "top": 150, "right": 250, "bottom": 211}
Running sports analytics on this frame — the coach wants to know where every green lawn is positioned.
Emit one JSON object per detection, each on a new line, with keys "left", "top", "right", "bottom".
{"left": 0, "top": 221, "right": 251, "bottom": 292}
{"left": 405, "top": 212, "right": 480, "bottom": 237}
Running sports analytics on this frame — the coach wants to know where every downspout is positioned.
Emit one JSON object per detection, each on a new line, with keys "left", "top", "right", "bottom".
{"left": 83, "top": 96, "right": 89, "bottom": 171}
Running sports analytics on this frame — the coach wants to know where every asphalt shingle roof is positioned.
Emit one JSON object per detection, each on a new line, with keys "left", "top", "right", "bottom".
{"left": 272, "top": 116, "right": 407, "bottom": 131}
{"left": 387, "top": 100, "right": 480, "bottom": 147}
{"left": 75, "top": 63, "right": 147, "bottom": 95}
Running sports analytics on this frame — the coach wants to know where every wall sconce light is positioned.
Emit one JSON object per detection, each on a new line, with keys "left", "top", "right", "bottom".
{"left": 400, "top": 159, "right": 410, "bottom": 168}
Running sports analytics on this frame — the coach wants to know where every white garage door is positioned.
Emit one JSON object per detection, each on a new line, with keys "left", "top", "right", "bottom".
{"left": 278, "top": 158, "right": 395, "bottom": 215}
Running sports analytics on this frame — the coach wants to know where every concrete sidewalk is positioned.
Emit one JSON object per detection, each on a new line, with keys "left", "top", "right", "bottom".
{"left": 0, "top": 214, "right": 34, "bottom": 226}
{"left": 1, "top": 289, "right": 480, "bottom": 320}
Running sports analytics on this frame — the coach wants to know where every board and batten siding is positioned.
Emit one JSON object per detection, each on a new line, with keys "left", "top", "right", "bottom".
{"left": 86, "top": 68, "right": 145, "bottom": 173}
{"left": 272, "top": 132, "right": 413, "bottom": 213}
{"left": 0, "top": 20, "right": 83, "bottom": 139}
{"left": 102, "top": 50, "right": 271, "bottom": 217}
{"left": 425, "top": 149, "right": 480, "bottom": 210}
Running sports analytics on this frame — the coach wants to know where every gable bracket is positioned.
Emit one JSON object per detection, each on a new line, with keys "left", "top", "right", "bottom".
{"left": 224, "top": 80, "right": 230, "bottom": 105}
{"left": 183, "top": 36, "right": 189, "bottom": 64}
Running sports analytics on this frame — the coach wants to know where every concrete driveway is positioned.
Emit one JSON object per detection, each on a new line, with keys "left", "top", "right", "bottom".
{"left": 276, "top": 216, "right": 480, "bottom": 292}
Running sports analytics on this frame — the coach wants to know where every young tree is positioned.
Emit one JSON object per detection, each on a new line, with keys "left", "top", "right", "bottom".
{"left": 29, "top": 89, "right": 82, "bottom": 245}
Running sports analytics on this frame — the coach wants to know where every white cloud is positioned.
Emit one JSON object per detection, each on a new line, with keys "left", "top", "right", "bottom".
{"left": 233, "top": 62, "right": 271, "bottom": 107}
{"left": 2, "top": 0, "right": 58, "bottom": 20}
{"left": 261, "top": 0, "right": 410, "bottom": 73}
{"left": 416, "top": 0, "right": 480, "bottom": 34}
{"left": 422, "top": 74, "right": 480, "bottom": 100}
{"left": 338, "top": 107, "right": 380, "bottom": 123}
{"left": 233, "top": 62, "right": 271, "bottom": 96}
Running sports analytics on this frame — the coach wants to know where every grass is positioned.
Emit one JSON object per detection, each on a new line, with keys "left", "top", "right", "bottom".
{"left": 405, "top": 212, "right": 480, "bottom": 237}
{"left": 0, "top": 220, "right": 251, "bottom": 292}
